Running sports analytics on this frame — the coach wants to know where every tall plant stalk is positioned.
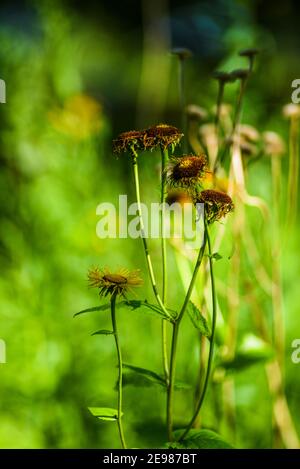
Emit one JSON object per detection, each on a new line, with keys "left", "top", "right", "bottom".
{"left": 131, "top": 157, "right": 171, "bottom": 320}
{"left": 160, "top": 147, "right": 169, "bottom": 381}
{"left": 287, "top": 114, "right": 299, "bottom": 225}
{"left": 179, "top": 220, "right": 217, "bottom": 440}
{"left": 167, "top": 221, "right": 207, "bottom": 441}
{"left": 110, "top": 293, "right": 127, "bottom": 449}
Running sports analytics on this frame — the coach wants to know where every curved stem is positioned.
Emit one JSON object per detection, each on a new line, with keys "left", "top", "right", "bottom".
{"left": 111, "top": 293, "right": 127, "bottom": 449}
{"left": 132, "top": 158, "right": 171, "bottom": 320}
{"left": 179, "top": 220, "right": 217, "bottom": 441}
{"left": 167, "top": 224, "right": 207, "bottom": 441}
{"left": 160, "top": 147, "right": 169, "bottom": 381}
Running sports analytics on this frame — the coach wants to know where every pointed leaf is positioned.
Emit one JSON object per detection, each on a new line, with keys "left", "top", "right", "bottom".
{"left": 172, "top": 429, "right": 233, "bottom": 449}
{"left": 119, "top": 300, "right": 175, "bottom": 321}
{"left": 88, "top": 407, "right": 122, "bottom": 421}
{"left": 187, "top": 302, "right": 211, "bottom": 339}
{"left": 91, "top": 330, "right": 114, "bottom": 336}
{"left": 212, "top": 252, "right": 222, "bottom": 261}
{"left": 123, "top": 364, "right": 165, "bottom": 386}
{"left": 74, "top": 304, "right": 110, "bottom": 318}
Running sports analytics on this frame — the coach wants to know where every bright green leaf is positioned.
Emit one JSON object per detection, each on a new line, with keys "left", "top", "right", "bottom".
{"left": 91, "top": 330, "right": 114, "bottom": 336}
{"left": 187, "top": 302, "right": 211, "bottom": 339}
{"left": 119, "top": 300, "right": 175, "bottom": 321}
{"left": 88, "top": 407, "right": 122, "bottom": 421}
{"left": 74, "top": 304, "right": 110, "bottom": 318}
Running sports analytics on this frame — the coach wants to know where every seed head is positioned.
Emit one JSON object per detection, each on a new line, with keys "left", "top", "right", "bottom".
{"left": 186, "top": 104, "right": 208, "bottom": 121}
{"left": 171, "top": 48, "right": 193, "bottom": 60}
{"left": 88, "top": 267, "right": 143, "bottom": 298}
{"left": 167, "top": 155, "right": 208, "bottom": 190}
{"left": 213, "top": 71, "right": 236, "bottom": 83}
{"left": 143, "top": 124, "right": 183, "bottom": 151}
{"left": 263, "top": 131, "right": 285, "bottom": 156}
{"left": 230, "top": 68, "right": 249, "bottom": 80}
{"left": 196, "top": 189, "right": 234, "bottom": 224}
{"left": 113, "top": 130, "right": 145, "bottom": 157}
{"left": 239, "top": 48, "right": 259, "bottom": 58}
{"left": 282, "top": 103, "right": 300, "bottom": 119}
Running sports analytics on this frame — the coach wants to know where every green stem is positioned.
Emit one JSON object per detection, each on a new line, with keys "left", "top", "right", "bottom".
{"left": 166, "top": 224, "right": 207, "bottom": 441}
{"left": 178, "top": 58, "right": 187, "bottom": 152}
{"left": 179, "top": 220, "right": 217, "bottom": 441}
{"left": 132, "top": 158, "right": 171, "bottom": 320}
{"left": 111, "top": 293, "right": 127, "bottom": 449}
{"left": 160, "top": 147, "right": 169, "bottom": 381}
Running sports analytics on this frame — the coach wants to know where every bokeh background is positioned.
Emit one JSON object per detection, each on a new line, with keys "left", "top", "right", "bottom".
{"left": 0, "top": 0, "right": 300, "bottom": 448}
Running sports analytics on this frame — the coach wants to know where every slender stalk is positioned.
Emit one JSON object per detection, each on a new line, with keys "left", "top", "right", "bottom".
{"left": 111, "top": 293, "right": 127, "bottom": 449}
{"left": 178, "top": 58, "right": 187, "bottom": 152}
{"left": 160, "top": 147, "right": 169, "bottom": 381}
{"left": 179, "top": 220, "right": 217, "bottom": 440}
{"left": 132, "top": 158, "right": 171, "bottom": 319}
{"left": 213, "top": 81, "right": 225, "bottom": 173}
{"left": 287, "top": 115, "right": 299, "bottom": 225}
{"left": 167, "top": 224, "right": 207, "bottom": 441}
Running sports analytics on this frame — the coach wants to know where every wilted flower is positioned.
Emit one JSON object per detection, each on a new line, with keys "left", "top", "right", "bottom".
{"left": 186, "top": 104, "right": 208, "bottom": 121}
{"left": 166, "top": 155, "right": 208, "bottom": 190}
{"left": 171, "top": 48, "right": 193, "bottom": 60}
{"left": 88, "top": 267, "right": 143, "bottom": 298}
{"left": 239, "top": 48, "right": 259, "bottom": 58}
{"left": 143, "top": 124, "right": 183, "bottom": 151}
{"left": 238, "top": 124, "right": 260, "bottom": 142}
{"left": 282, "top": 103, "right": 300, "bottom": 119}
{"left": 196, "top": 189, "right": 234, "bottom": 224}
{"left": 230, "top": 69, "right": 249, "bottom": 80}
{"left": 113, "top": 130, "right": 145, "bottom": 156}
{"left": 213, "top": 71, "right": 236, "bottom": 83}
{"left": 262, "top": 131, "right": 286, "bottom": 156}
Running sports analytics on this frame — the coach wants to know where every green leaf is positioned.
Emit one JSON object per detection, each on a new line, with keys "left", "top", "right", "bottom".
{"left": 187, "top": 302, "right": 211, "bottom": 339}
{"left": 88, "top": 407, "right": 122, "bottom": 421}
{"left": 218, "top": 334, "right": 274, "bottom": 373}
{"left": 172, "top": 429, "right": 233, "bottom": 449}
{"left": 74, "top": 304, "right": 110, "bottom": 318}
{"left": 121, "top": 364, "right": 190, "bottom": 390}
{"left": 91, "top": 330, "right": 114, "bottom": 336}
{"left": 212, "top": 252, "right": 222, "bottom": 261}
{"left": 122, "top": 364, "right": 165, "bottom": 387}
{"left": 119, "top": 300, "right": 175, "bottom": 321}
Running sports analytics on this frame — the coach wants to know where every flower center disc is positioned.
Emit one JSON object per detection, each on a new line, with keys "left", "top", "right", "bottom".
{"left": 103, "top": 274, "right": 127, "bottom": 284}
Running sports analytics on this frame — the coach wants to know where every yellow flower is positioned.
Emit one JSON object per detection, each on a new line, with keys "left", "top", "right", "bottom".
{"left": 166, "top": 155, "right": 208, "bottom": 190}
{"left": 49, "top": 94, "right": 102, "bottom": 140}
{"left": 88, "top": 267, "right": 143, "bottom": 298}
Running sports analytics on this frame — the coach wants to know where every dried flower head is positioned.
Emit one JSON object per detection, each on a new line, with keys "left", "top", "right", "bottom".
{"left": 144, "top": 124, "right": 183, "bottom": 151}
{"left": 196, "top": 189, "right": 234, "bottom": 224}
{"left": 113, "top": 130, "right": 145, "bottom": 156}
{"left": 88, "top": 267, "right": 143, "bottom": 298}
{"left": 238, "top": 124, "right": 260, "bottom": 142}
{"left": 171, "top": 48, "right": 193, "bottom": 60}
{"left": 213, "top": 71, "right": 236, "bottom": 83}
{"left": 167, "top": 155, "right": 208, "bottom": 189}
{"left": 230, "top": 69, "right": 249, "bottom": 80}
{"left": 186, "top": 104, "right": 208, "bottom": 121}
{"left": 282, "top": 103, "right": 300, "bottom": 119}
{"left": 262, "top": 131, "right": 286, "bottom": 156}
{"left": 239, "top": 48, "right": 259, "bottom": 58}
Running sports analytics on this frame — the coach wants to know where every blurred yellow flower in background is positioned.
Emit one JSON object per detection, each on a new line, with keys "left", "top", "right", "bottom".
{"left": 49, "top": 94, "right": 102, "bottom": 140}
